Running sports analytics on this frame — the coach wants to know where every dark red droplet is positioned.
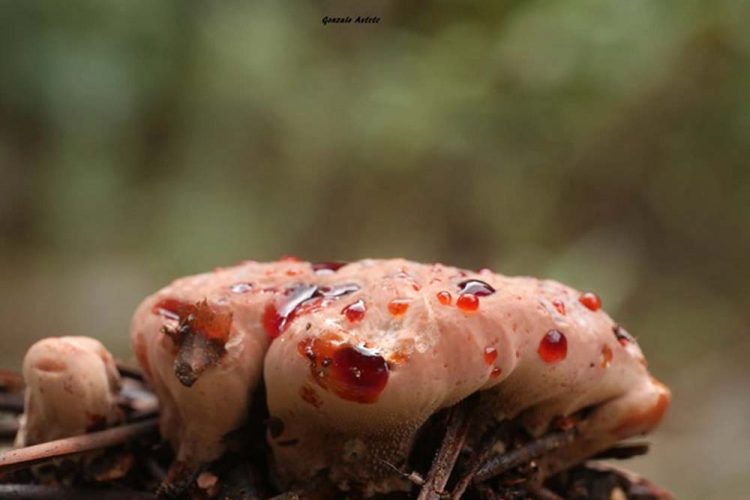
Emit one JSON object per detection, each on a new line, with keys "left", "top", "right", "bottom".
{"left": 152, "top": 298, "right": 188, "bottom": 321}
{"left": 312, "top": 261, "right": 348, "bottom": 274}
{"left": 538, "top": 329, "right": 567, "bottom": 363}
{"left": 456, "top": 293, "right": 479, "bottom": 312}
{"left": 298, "top": 335, "right": 388, "bottom": 404}
{"left": 263, "top": 284, "right": 321, "bottom": 339}
{"left": 388, "top": 299, "right": 410, "bottom": 317}
{"left": 342, "top": 299, "right": 366, "bottom": 323}
{"left": 457, "top": 279, "right": 496, "bottom": 297}
{"left": 262, "top": 303, "right": 284, "bottom": 340}
{"left": 552, "top": 299, "right": 566, "bottom": 315}
{"left": 484, "top": 346, "right": 498, "bottom": 365}
{"left": 579, "top": 292, "right": 601, "bottom": 311}
{"left": 330, "top": 345, "right": 389, "bottom": 403}
{"left": 436, "top": 291, "right": 452, "bottom": 305}
{"left": 490, "top": 367, "right": 503, "bottom": 378}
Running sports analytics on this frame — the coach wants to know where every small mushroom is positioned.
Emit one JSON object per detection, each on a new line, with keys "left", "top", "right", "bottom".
{"left": 15, "top": 336, "right": 123, "bottom": 447}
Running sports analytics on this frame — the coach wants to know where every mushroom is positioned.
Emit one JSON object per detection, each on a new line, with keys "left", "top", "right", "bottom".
{"left": 15, "top": 336, "right": 123, "bottom": 447}
{"left": 130, "top": 258, "right": 670, "bottom": 493}
{"left": 129, "top": 262, "right": 293, "bottom": 465}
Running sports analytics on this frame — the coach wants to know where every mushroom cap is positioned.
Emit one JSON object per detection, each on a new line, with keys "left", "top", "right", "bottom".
{"left": 16, "top": 336, "right": 123, "bottom": 447}
{"left": 262, "top": 260, "right": 658, "bottom": 489}
{"left": 130, "top": 259, "right": 317, "bottom": 464}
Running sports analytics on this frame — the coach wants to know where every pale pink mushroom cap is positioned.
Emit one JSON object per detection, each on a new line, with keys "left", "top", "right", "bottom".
{"left": 263, "top": 260, "right": 668, "bottom": 490}
{"left": 16, "top": 336, "right": 123, "bottom": 447}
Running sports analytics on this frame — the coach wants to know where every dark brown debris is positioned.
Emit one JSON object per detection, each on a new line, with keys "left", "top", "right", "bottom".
{"left": 1, "top": 360, "right": 672, "bottom": 500}
{"left": 474, "top": 428, "right": 578, "bottom": 483}
{"left": 417, "top": 395, "right": 477, "bottom": 500}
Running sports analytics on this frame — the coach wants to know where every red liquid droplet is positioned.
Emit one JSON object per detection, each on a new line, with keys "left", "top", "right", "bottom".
{"left": 436, "top": 291, "right": 452, "bottom": 305}
{"left": 298, "top": 335, "right": 388, "bottom": 404}
{"left": 538, "top": 329, "right": 568, "bottom": 363}
{"left": 312, "top": 261, "right": 348, "bottom": 274}
{"left": 262, "top": 303, "right": 283, "bottom": 340}
{"left": 579, "top": 292, "right": 601, "bottom": 311}
{"left": 457, "top": 279, "right": 496, "bottom": 297}
{"left": 552, "top": 299, "right": 566, "bottom": 315}
{"left": 388, "top": 299, "right": 410, "bottom": 317}
{"left": 484, "top": 346, "right": 498, "bottom": 365}
{"left": 230, "top": 282, "right": 253, "bottom": 294}
{"left": 152, "top": 298, "right": 188, "bottom": 321}
{"left": 456, "top": 293, "right": 479, "bottom": 312}
{"left": 342, "top": 299, "right": 366, "bottom": 323}
{"left": 490, "top": 367, "right": 503, "bottom": 378}
{"left": 263, "top": 284, "right": 321, "bottom": 339}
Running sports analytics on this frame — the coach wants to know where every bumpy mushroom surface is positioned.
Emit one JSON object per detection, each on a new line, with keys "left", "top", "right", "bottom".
{"left": 15, "top": 336, "right": 123, "bottom": 447}
{"left": 131, "top": 258, "right": 670, "bottom": 491}
{"left": 130, "top": 260, "right": 309, "bottom": 465}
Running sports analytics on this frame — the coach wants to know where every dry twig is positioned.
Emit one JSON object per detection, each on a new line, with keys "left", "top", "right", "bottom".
{"left": 417, "top": 395, "right": 477, "bottom": 500}
{"left": 474, "top": 429, "right": 577, "bottom": 483}
{"left": 0, "top": 419, "right": 158, "bottom": 474}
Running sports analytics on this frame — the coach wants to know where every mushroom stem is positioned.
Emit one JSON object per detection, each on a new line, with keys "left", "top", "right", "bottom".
{"left": 474, "top": 428, "right": 577, "bottom": 483}
{"left": 0, "top": 418, "right": 158, "bottom": 474}
{"left": 417, "top": 395, "right": 477, "bottom": 500}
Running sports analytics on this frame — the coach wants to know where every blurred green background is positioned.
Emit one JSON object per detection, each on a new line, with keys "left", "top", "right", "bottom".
{"left": 1, "top": 1, "right": 748, "bottom": 498}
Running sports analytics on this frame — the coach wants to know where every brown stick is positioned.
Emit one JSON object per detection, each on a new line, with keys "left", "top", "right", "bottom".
{"left": 417, "top": 396, "right": 477, "bottom": 500}
{"left": 474, "top": 429, "right": 577, "bottom": 483}
{"left": 0, "top": 418, "right": 158, "bottom": 474}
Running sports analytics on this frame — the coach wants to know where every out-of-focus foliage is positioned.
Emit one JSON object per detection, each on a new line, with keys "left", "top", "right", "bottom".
{"left": 0, "top": 1, "right": 748, "bottom": 498}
